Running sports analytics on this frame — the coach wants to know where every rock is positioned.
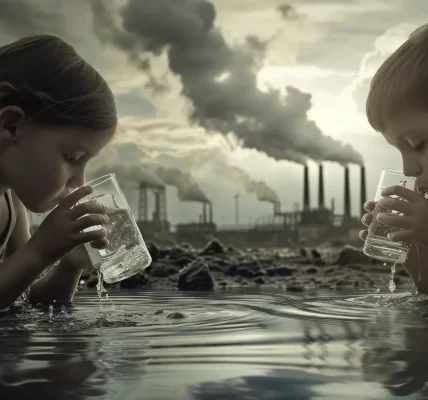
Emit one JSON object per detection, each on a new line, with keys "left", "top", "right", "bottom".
{"left": 146, "top": 242, "right": 160, "bottom": 261}
{"left": 226, "top": 245, "right": 239, "bottom": 254}
{"left": 311, "top": 249, "right": 322, "bottom": 259}
{"left": 180, "top": 242, "right": 194, "bottom": 251}
{"left": 299, "top": 247, "right": 308, "bottom": 257}
{"left": 236, "top": 261, "right": 265, "bottom": 278}
{"left": 334, "top": 246, "right": 371, "bottom": 266}
{"left": 166, "top": 312, "right": 186, "bottom": 319}
{"left": 149, "top": 263, "right": 181, "bottom": 278}
{"left": 167, "top": 246, "right": 188, "bottom": 260}
{"left": 177, "top": 260, "right": 215, "bottom": 291}
{"left": 306, "top": 266, "right": 318, "bottom": 274}
{"left": 171, "top": 256, "right": 194, "bottom": 268}
{"left": 120, "top": 274, "right": 142, "bottom": 289}
{"left": 199, "top": 239, "right": 227, "bottom": 256}
{"left": 313, "top": 259, "right": 326, "bottom": 267}
{"left": 266, "top": 265, "right": 295, "bottom": 277}
{"left": 254, "top": 277, "right": 265, "bottom": 285}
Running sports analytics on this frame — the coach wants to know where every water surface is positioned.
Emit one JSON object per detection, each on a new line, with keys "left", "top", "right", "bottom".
{"left": 1, "top": 288, "right": 428, "bottom": 399}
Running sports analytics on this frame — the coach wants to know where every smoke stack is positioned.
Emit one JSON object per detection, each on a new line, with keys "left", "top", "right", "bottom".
{"left": 303, "top": 165, "right": 310, "bottom": 210}
{"left": 360, "top": 166, "right": 367, "bottom": 216}
{"left": 154, "top": 190, "right": 161, "bottom": 222}
{"left": 202, "top": 202, "right": 207, "bottom": 223}
{"left": 344, "top": 166, "right": 351, "bottom": 218}
{"left": 208, "top": 202, "right": 213, "bottom": 223}
{"left": 318, "top": 164, "right": 325, "bottom": 208}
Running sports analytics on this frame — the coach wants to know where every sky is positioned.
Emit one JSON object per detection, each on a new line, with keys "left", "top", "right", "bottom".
{"left": 1, "top": 0, "right": 427, "bottom": 226}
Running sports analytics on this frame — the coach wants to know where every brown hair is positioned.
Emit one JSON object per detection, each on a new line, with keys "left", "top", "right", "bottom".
{"left": 0, "top": 34, "right": 117, "bottom": 130}
{"left": 366, "top": 24, "right": 428, "bottom": 132}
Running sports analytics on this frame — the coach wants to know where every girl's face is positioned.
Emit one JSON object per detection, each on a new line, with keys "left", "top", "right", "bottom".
{"left": 0, "top": 110, "right": 116, "bottom": 213}
{"left": 382, "top": 108, "right": 428, "bottom": 195}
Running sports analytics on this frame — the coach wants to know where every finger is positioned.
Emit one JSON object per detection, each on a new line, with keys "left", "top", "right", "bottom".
{"left": 359, "top": 230, "right": 368, "bottom": 241}
{"left": 69, "top": 201, "right": 107, "bottom": 220}
{"left": 381, "top": 185, "right": 420, "bottom": 203}
{"left": 361, "top": 213, "right": 373, "bottom": 226}
{"left": 90, "top": 238, "right": 109, "bottom": 250}
{"left": 376, "top": 213, "right": 414, "bottom": 229}
{"left": 58, "top": 186, "right": 93, "bottom": 210}
{"left": 73, "top": 228, "right": 107, "bottom": 244}
{"left": 363, "top": 201, "right": 376, "bottom": 212}
{"left": 72, "top": 214, "right": 109, "bottom": 232}
{"left": 378, "top": 197, "right": 414, "bottom": 215}
{"left": 388, "top": 229, "right": 414, "bottom": 242}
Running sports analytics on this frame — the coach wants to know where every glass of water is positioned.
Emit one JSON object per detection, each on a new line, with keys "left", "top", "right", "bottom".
{"left": 80, "top": 174, "right": 152, "bottom": 283}
{"left": 363, "top": 169, "right": 416, "bottom": 264}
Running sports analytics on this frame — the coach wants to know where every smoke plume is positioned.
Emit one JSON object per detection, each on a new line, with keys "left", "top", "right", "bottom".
{"left": 88, "top": 163, "right": 164, "bottom": 188}
{"left": 145, "top": 163, "right": 210, "bottom": 203}
{"left": 215, "top": 164, "right": 280, "bottom": 205}
{"left": 89, "top": 0, "right": 363, "bottom": 165}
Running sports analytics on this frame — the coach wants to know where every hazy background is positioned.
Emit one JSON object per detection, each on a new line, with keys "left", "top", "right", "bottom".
{"left": 1, "top": 0, "right": 426, "bottom": 227}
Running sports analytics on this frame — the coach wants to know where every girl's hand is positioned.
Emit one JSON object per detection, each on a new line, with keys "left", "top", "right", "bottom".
{"left": 376, "top": 185, "right": 428, "bottom": 247}
{"left": 27, "top": 186, "right": 109, "bottom": 266}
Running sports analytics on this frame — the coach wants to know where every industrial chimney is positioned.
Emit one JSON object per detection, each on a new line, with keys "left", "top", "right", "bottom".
{"left": 360, "top": 166, "right": 367, "bottom": 216}
{"left": 343, "top": 166, "right": 351, "bottom": 219}
{"left": 208, "top": 202, "right": 213, "bottom": 223}
{"left": 153, "top": 190, "right": 161, "bottom": 222}
{"left": 303, "top": 165, "right": 310, "bottom": 210}
{"left": 318, "top": 164, "right": 325, "bottom": 208}
{"left": 202, "top": 202, "right": 207, "bottom": 224}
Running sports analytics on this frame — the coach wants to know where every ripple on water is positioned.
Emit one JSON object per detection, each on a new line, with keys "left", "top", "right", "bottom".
{"left": 2, "top": 289, "right": 428, "bottom": 399}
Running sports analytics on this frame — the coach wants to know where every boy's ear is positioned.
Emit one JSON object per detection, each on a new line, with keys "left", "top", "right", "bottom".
{"left": 0, "top": 106, "right": 25, "bottom": 141}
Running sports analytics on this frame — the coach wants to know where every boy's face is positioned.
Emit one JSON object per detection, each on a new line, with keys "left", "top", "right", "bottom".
{"left": 382, "top": 109, "right": 428, "bottom": 194}
{"left": 0, "top": 121, "right": 116, "bottom": 213}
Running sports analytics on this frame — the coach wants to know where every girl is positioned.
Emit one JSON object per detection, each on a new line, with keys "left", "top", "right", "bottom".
{"left": 0, "top": 34, "right": 117, "bottom": 309}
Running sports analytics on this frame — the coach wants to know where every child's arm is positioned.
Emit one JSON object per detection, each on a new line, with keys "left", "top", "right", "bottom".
{"left": 3, "top": 193, "right": 94, "bottom": 307}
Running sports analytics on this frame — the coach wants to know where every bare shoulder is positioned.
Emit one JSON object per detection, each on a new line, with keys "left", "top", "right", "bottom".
{"left": 6, "top": 191, "right": 31, "bottom": 255}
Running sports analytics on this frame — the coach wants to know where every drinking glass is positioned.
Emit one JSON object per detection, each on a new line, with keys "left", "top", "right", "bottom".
{"left": 363, "top": 169, "right": 416, "bottom": 264}
{"left": 80, "top": 174, "right": 152, "bottom": 283}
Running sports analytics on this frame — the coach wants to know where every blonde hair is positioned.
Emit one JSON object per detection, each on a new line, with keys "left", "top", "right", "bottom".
{"left": 366, "top": 24, "right": 428, "bottom": 132}
{"left": 0, "top": 34, "right": 117, "bottom": 130}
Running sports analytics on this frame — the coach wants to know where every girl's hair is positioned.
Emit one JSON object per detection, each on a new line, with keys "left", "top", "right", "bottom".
{"left": 366, "top": 24, "right": 428, "bottom": 132}
{"left": 0, "top": 34, "right": 117, "bottom": 130}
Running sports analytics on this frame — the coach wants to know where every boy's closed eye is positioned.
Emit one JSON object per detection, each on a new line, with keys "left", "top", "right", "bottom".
{"left": 412, "top": 140, "right": 427, "bottom": 151}
{"left": 63, "top": 153, "right": 84, "bottom": 165}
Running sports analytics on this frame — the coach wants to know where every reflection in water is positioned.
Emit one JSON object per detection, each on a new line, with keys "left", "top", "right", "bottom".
{"left": 2, "top": 289, "right": 428, "bottom": 399}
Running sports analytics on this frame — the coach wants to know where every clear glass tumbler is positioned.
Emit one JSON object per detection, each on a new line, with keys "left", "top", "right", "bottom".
{"left": 81, "top": 174, "right": 152, "bottom": 283}
{"left": 363, "top": 169, "right": 416, "bottom": 264}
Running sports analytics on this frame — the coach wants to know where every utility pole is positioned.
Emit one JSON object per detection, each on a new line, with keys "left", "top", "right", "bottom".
{"left": 234, "top": 193, "right": 240, "bottom": 225}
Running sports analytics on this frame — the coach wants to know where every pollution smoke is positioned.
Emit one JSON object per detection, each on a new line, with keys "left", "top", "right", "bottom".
{"left": 214, "top": 163, "right": 280, "bottom": 205}
{"left": 88, "top": 163, "right": 164, "bottom": 189}
{"left": 145, "top": 164, "right": 210, "bottom": 203}
{"left": 89, "top": 0, "right": 363, "bottom": 165}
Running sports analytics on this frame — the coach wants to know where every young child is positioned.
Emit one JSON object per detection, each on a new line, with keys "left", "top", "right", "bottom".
{"left": 360, "top": 24, "right": 428, "bottom": 293}
{"left": 0, "top": 35, "right": 117, "bottom": 309}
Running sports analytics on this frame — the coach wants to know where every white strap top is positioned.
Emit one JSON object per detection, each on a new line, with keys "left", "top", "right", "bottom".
{"left": 0, "top": 190, "right": 16, "bottom": 261}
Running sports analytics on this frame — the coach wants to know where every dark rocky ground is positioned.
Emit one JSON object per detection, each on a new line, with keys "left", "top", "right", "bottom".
{"left": 80, "top": 239, "right": 413, "bottom": 293}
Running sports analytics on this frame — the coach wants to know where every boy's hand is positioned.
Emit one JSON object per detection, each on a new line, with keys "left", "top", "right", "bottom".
{"left": 359, "top": 200, "right": 376, "bottom": 241}
{"left": 27, "top": 186, "right": 109, "bottom": 266}
{"left": 376, "top": 185, "right": 428, "bottom": 247}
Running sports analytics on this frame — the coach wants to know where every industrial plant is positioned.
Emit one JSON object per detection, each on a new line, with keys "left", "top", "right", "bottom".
{"left": 135, "top": 164, "right": 367, "bottom": 248}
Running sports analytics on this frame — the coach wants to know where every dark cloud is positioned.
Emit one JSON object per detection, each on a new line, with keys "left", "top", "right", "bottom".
{"left": 88, "top": 0, "right": 363, "bottom": 166}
